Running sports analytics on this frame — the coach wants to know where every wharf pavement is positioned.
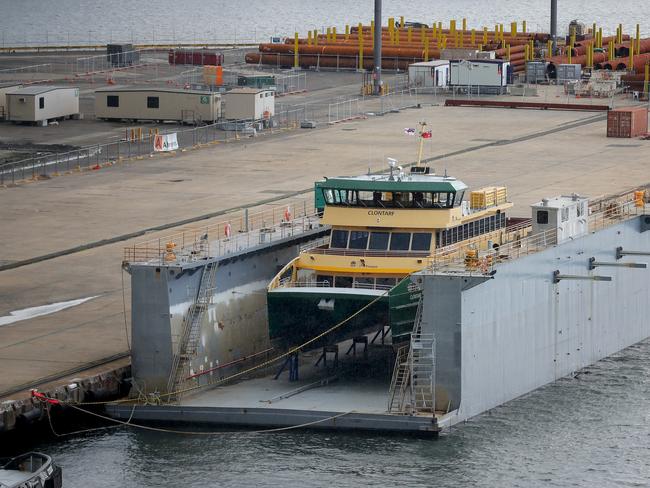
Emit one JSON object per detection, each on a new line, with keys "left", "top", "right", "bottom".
{"left": 1, "top": 102, "right": 649, "bottom": 399}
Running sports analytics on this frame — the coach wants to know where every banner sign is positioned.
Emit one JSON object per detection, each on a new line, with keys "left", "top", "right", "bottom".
{"left": 153, "top": 133, "right": 179, "bottom": 152}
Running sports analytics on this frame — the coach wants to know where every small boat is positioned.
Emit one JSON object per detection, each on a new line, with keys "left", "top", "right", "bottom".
{"left": 0, "top": 452, "right": 62, "bottom": 488}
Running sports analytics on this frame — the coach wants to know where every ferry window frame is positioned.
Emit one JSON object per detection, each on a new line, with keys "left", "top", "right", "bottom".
{"left": 330, "top": 229, "right": 349, "bottom": 248}
{"left": 390, "top": 232, "right": 411, "bottom": 251}
{"left": 316, "top": 274, "right": 333, "bottom": 286}
{"left": 320, "top": 188, "right": 459, "bottom": 208}
{"left": 335, "top": 276, "right": 353, "bottom": 288}
{"left": 354, "top": 277, "right": 374, "bottom": 288}
{"left": 377, "top": 277, "right": 397, "bottom": 288}
{"left": 561, "top": 207, "right": 569, "bottom": 222}
{"left": 411, "top": 233, "right": 432, "bottom": 251}
{"left": 349, "top": 230, "right": 369, "bottom": 249}
{"left": 368, "top": 231, "right": 390, "bottom": 250}
{"left": 537, "top": 210, "right": 549, "bottom": 224}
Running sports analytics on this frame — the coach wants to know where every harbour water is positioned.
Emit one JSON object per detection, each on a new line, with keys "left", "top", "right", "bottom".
{"left": 1, "top": 0, "right": 650, "bottom": 46}
{"left": 28, "top": 339, "right": 650, "bottom": 487}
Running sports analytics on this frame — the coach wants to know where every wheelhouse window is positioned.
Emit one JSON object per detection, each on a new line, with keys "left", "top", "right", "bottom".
{"left": 390, "top": 233, "right": 411, "bottom": 251}
{"left": 376, "top": 277, "right": 397, "bottom": 289}
{"left": 321, "top": 188, "right": 460, "bottom": 209}
{"left": 368, "top": 232, "right": 389, "bottom": 250}
{"left": 537, "top": 210, "right": 549, "bottom": 224}
{"left": 354, "top": 277, "right": 374, "bottom": 288}
{"left": 348, "top": 231, "right": 369, "bottom": 249}
{"left": 330, "top": 230, "right": 349, "bottom": 248}
{"left": 411, "top": 233, "right": 432, "bottom": 251}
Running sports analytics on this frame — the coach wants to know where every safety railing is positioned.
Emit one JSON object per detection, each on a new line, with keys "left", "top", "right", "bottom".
{"left": 275, "top": 280, "right": 394, "bottom": 291}
{"left": 123, "top": 197, "right": 318, "bottom": 265}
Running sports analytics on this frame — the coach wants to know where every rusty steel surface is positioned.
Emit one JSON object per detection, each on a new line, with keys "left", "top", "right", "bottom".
{"left": 444, "top": 99, "right": 610, "bottom": 111}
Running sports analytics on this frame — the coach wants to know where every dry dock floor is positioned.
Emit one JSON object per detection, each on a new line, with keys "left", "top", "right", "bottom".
{"left": 1, "top": 100, "right": 649, "bottom": 397}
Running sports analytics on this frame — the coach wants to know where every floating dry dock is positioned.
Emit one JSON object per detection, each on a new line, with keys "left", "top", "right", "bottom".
{"left": 109, "top": 187, "right": 650, "bottom": 436}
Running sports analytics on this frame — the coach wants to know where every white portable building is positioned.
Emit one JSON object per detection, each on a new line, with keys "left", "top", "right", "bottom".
{"left": 449, "top": 59, "right": 511, "bottom": 88}
{"left": 94, "top": 87, "right": 221, "bottom": 123}
{"left": 0, "top": 83, "right": 22, "bottom": 119}
{"left": 531, "top": 194, "right": 589, "bottom": 243}
{"left": 223, "top": 88, "right": 275, "bottom": 121}
{"left": 408, "top": 60, "right": 449, "bottom": 88}
{"left": 6, "top": 86, "right": 79, "bottom": 125}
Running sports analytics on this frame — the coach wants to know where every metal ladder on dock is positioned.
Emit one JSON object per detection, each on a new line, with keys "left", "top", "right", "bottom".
{"left": 387, "top": 298, "right": 436, "bottom": 414}
{"left": 166, "top": 261, "right": 218, "bottom": 399}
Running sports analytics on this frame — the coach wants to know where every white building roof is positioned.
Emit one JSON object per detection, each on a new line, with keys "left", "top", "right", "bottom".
{"left": 532, "top": 194, "right": 588, "bottom": 209}
{"left": 6, "top": 85, "right": 76, "bottom": 96}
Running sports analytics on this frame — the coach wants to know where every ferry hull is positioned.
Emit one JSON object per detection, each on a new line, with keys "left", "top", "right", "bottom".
{"left": 267, "top": 281, "right": 421, "bottom": 348}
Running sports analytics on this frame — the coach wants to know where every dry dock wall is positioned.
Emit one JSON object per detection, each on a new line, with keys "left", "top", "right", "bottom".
{"left": 419, "top": 215, "right": 650, "bottom": 423}
{"left": 129, "top": 228, "right": 328, "bottom": 393}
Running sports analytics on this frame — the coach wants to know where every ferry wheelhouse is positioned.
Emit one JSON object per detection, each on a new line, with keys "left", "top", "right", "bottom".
{"left": 267, "top": 162, "right": 513, "bottom": 348}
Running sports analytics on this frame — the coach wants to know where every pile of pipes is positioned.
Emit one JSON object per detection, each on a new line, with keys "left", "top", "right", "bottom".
{"left": 245, "top": 18, "right": 547, "bottom": 72}
{"left": 546, "top": 23, "right": 650, "bottom": 78}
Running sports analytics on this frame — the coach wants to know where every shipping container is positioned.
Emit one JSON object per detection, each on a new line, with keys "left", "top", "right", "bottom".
{"left": 107, "top": 44, "right": 139, "bottom": 67}
{"left": 607, "top": 106, "right": 648, "bottom": 138}
{"left": 449, "top": 60, "right": 511, "bottom": 88}
{"left": 223, "top": 88, "right": 274, "bottom": 121}
{"left": 556, "top": 64, "right": 581, "bottom": 82}
{"left": 168, "top": 49, "right": 224, "bottom": 66}
{"left": 526, "top": 61, "right": 547, "bottom": 84}
{"left": 0, "top": 82, "right": 22, "bottom": 119}
{"left": 237, "top": 74, "right": 276, "bottom": 89}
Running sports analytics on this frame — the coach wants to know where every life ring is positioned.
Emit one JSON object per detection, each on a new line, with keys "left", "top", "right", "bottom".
{"left": 224, "top": 222, "right": 231, "bottom": 238}
{"left": 284, "top": 206, "right": 292, "bottom": 221}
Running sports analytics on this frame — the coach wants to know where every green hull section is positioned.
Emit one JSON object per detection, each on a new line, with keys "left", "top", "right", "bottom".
{"left": 267, "top": 281, "right": 422, "bottom": 349}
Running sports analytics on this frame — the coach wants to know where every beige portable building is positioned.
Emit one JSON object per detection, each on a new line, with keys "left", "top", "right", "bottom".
{"left": 94, "top": 87, "right": 221, "bottom": 123}
{"left": 0, "top": 83, "right": 22, "bottom": 119}
{"left": 6, "top": 86, "right": 79, "bottom": 125}
{"left": 223, "top": 88, "right": 275, "bottom": 121}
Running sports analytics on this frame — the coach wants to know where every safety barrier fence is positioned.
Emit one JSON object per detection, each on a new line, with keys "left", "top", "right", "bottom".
{"left": 0, "top": 108, "right": 306, "bottom": 186}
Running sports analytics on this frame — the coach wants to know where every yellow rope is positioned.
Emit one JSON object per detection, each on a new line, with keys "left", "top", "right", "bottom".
{"left": 65, "top": 275, "right": 415, "bottom": 406}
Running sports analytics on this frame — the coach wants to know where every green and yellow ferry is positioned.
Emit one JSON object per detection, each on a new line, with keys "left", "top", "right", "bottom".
{"left": 267, "top": 161, "right": 513, "bottom": 348}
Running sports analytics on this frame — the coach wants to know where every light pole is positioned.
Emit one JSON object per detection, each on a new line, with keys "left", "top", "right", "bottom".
{"left": 550, "top": 0, "right": 558, "bottom": 55}
{"left": 373, "top": 0, "right": 382, "bottom": 95}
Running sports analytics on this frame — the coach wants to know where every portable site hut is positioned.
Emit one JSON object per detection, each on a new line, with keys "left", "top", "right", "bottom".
{"left": 408, "top": 60, "right": 449, "bottom": 88}
{"left": 5, "top": 86, "right": 80, "bottom": 125}
{"left": 223, "top": 88, "right": 275, "bottom": 121}
{"left": 449, "top": 59, "right": 512, "bottom": 93}
{"left": 0, "top": 82, "right": 22, "bottom": 119}
{"left": 94, "top": 87, "right": 222, "bottom": 123}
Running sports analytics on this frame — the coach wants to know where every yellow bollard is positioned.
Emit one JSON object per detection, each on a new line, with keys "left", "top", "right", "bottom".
{"left": 400, "top": 16, "right": 405, "bottom": 29}
{"left": 307, "top": 31, "right": 312, "bottom": 46}
{"left": 450, "top": 19, "right": 456, "bottom": 37}
{"left": 529, "top": 39, "right": 534, "bottom": 58}
{"left": 592, "top": 22, "right": 596, "bottom": 38}
{"left": 358, "top": 23, "right": 364, "bottom": 70}
{"left": 629, "top": 39, "right": 634, "bottom": 71}
{"left": 609, "top": 40, "right": 614, "bottom": 61}
{"left": 618, "top": 24, "right": 623, "bottom": 44}
{"left": 568, "top": 41, "right": 572, "bottom": 64}
{"left": 523, "top": 20, "right": 527, "bottom": 33}
{"left": 314, "top": 29, "right": 318, "bottom": 46}
{"left": 421, "top": 25, "right": 425, "bottom": 46}
{"left": 442, "top": 35, "right": 447, "bottom": 49}
{"left": 524, "top": 44, "right": 529, "bottom": 62}
{"left": 636, "top": 24, "right": 641, "bottom": 55}
{"left": 500, "top": 24, "right": 504, "bottom": 41}
{"left": 388, "top": 17, "right": 394, "bottom": 45}
{"left": 462, "top": 18, "right": 467, "bottom": 32}
{"left": 506, "top": 44, "right": 511, "bottom": 61}
{"left": 494, "top": 24, "right": 499, "bottom": 42}
{"left": 326, "top": 27, "right": 331, "bottom": 42}
{"left": 332, "top": 27, "right": 337, "bottom": 42}
{"left": 471, "top": 28, "right": 476, "bottom": 46}
{"left": 294, "top": 32, "right": 299, "bottom": 69}
{"left": 547, "top": 39, "right": 552, "bottom": 57}
{"left": 408, "top": 26, "right": 413, "bottom": 43}
{"left": 345, "top": 24, "right": 349, "bottom": 41}
{"left": 598, "top": 28, "right": 603, "bottom": 48}
{"left": 370, "top": 20, "right": 374, "bottom": 48}
{"left": 511, "top": 21, "right": 516, "bottom": 38}
{"left": 459, "top": 31, "right": 464, "bottom": 48}
{"left": 483, "top": 27, "right": 488, "bottom": 45}
{"left": 478, "top": 43, "right": 482, "bottom": 52}
{"left": 424, "top": 36, "right": 429, "bottom": 62}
